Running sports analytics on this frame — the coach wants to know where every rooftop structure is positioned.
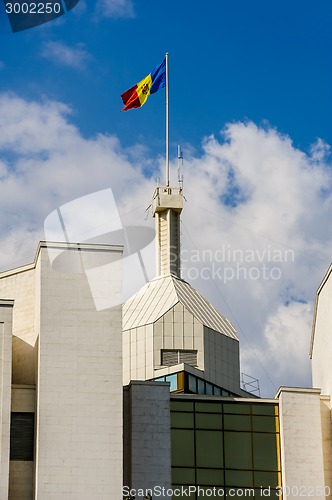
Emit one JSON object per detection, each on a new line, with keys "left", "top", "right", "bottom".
{"left": 1, "top": 171, "right": 332, "bottom": 499}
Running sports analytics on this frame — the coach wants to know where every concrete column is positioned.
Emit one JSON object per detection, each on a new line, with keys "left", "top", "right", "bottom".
{"left": 0, "top": 299, "right": 14, "bottom": 499}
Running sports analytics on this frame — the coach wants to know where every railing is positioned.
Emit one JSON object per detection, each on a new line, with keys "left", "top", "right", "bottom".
{"left": 241, "top": 372, "right": 261, "bottom": 396}
{"left": 153, "top": 185, "right": 182, "bottom": 198}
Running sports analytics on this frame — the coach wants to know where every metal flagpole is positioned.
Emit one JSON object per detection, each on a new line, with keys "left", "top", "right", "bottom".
{"left": 165, "top": 52, "right": 169, "bottom": 187}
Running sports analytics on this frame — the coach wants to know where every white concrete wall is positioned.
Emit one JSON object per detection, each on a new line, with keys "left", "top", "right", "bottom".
{"left": 123, "top": 324, "right": 154, "bottom": 385}
{"left": 9, "top": 462, "right": 34, "bottom": 500}
{"left": 128, "top": 381, "right": 172, "bottom": 499}
{"left": 204, "top": 326, "right": 240, "bottom": 394}
{"left": 311, "top": 270, "right": 332, "bottom": 397}
{"left": 0, "top": 300, "right": 14, "bottom": 500}
{"left": 278, "top": 388, "right": 327, "bottom": 499}
{"left": 34, "top": 242, "right": 123, "bottom": 500}
{"left": 11, "top": 385, "right": 36, "bottom": 413}
{"left": 153, "top": 303, "right": 204, "bottom": 369}
{"left": 320, "top": 397, "right": 332, "bottom": 493}
{"left": 10, "top": 386, "right": 36, "bottom": 500}
{"left": 0, "top": 267, "right": 36, "bottom": 385}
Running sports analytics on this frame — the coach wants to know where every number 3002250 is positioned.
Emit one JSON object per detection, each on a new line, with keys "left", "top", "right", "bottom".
{"left": 5, "top": 3, "right": 61, "bottom": 14}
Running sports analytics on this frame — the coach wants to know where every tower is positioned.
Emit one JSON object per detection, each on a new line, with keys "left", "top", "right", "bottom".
{"left": 123, "top": 156, "right": 244, "bottom": 397}
{"left": 152, "top": 183, "right": 182, "bottom": 278}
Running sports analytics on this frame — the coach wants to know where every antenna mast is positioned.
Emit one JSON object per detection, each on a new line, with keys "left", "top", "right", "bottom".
{"left": 177, "top": 144, "right": 183, "bottom": 190}
{"left": 165, "top": 52, "right": 169, "bottom": 187}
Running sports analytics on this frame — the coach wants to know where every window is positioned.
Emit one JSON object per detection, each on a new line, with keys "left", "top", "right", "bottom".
{"left": 171, "top": 399, "right": 282, "bottom": 497}
{"left": 171, "top": 429, "right": 195, "bottom": 467}
{"left": 10, "top": 412, "right": 34, "bottom": 461}
{"left": 161, "top": 349, "right": 197, "bottom": 367}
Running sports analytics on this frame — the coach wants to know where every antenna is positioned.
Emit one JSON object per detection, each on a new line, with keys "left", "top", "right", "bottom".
{"left": 177, "top": 144, "right": 183, "bottom": 189}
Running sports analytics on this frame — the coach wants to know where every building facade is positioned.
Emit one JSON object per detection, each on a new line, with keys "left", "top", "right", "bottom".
{"left": 0, "top": 183, "right": 332, "bottom": 499}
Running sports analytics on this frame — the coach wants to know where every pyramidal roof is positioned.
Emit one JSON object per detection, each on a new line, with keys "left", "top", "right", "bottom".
{"left": 122, "top": 274, "right": 238, "bottom": 340}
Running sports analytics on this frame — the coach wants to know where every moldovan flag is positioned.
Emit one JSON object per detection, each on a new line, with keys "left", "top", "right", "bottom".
{"left": 121, "top": 58, "right": 166, "bottom": 111}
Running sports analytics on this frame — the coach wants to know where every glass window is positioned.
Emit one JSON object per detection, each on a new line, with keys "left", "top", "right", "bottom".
{"left": 254, "top": 471, "right": 279, "bottom": 488}
{"left": 224, "top": 414, "right": 251, "bottom": 431}
{"left": 213, "top": 386, "right": 222, "bottom": 396}
{"left": 224, "top": 432, "right": 252, "bottom": 469}
{"left": 196, "top": 468, "right": 224, "bottom": 485}
{"left": 172, "top": 467, "right": 195, "bottom": 484}
{"left": 251, "top": 404, "right": 278, "bottom": 416}
{"left": 197, "top": 486, "right": 225, "bottom": 498}
{"left": 223, "top": 403, "right": 251, "bottom": 414}
{"left": 171, "top": 412, "right": 194, "bottom": 429}
{"left": 171, "top": 429, "right": 195, "bottom": 467}
{"left": 188, "top": 374, "right": 197, "bottom": 393}
{"left": 195, "top": 402, "right": 222, "bottom": 413}
{"left": 198, "top": 378, "right": 205, "bottom": 394}
{"left": 206, "top": 382, "right": 213, "bottom": 395}
{"left": 171, "top": 401, "right": 194, "bottom": 412}
{"left": 196, "top": 430, "right": 223, "bottom": 468}
{"left": 252, "top": 415, "right": 277, "bottom": 433}
{"left": 166, "top": 374, "right": 178, "bottom": 392}
{"left": 154, "top": 376, "right": 165, "bottom": 382}
{"left": 172, "top": 487, "right": 196, "bottom": 500}
{"left": 225, "top": 470, "right": 253, "bottom": 487}
{"left": 195, "top": 413, "right": 222, "bottom": 429}
{"left": 225, "top": 488, "right": 256, "bottom": 499}
{"left": 252, "top": 433, "right": 278, "bottom": 471}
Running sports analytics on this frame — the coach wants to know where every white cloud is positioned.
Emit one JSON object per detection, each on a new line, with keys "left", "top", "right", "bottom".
{"left": 176, "top": 122, "right": 332, "bottom": 394}
{"left": 0, "top": 93, "right": 331, "bottom": 396}
{"left": 95, "top": 0, "right": 135, "bottom": 19}
{"left": 261, "top": 301, "right": 313, "bottom": 387}
{"left": 41, "top": 41, "right": 91, "bottom": 69}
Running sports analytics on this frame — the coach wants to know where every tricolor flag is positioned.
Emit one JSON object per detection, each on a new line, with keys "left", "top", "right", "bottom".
{"left": 121, "top": 58, "right": 166, "bottom": 111}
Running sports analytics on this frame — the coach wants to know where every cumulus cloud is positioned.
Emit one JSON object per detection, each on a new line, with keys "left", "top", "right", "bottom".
{"left": 177, "top": 122, "right": 332, "bottom": 394}
{"left": 0, "top": 92, "right": 154, "bottom": 270}
{"left": 41, "top": 41, "right": 91, "bottom": 69}
{"left": 95, "top": 0, "right": 135, "bottom": 19}
{"left": 0, "top": 93, "right": 331, "bottom": 395}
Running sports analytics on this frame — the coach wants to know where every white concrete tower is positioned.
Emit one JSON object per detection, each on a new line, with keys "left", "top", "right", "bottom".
{"left": 123, "top": 157, "right": 242, "bottom": 397}
{"left": 152, "top": 184, "right": 183, "bottom": 278}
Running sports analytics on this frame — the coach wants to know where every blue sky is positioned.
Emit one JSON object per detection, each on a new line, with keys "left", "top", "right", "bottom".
{"left": 1, "top": 0, "right": 332, "bottom": 395}
{"left": 1, "top": 0, "right": 332, "bottom": 156}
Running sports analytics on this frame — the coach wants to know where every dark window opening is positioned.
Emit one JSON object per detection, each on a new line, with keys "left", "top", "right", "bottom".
{"left": 10, "top": 412, "right": 34, "bottom": 461}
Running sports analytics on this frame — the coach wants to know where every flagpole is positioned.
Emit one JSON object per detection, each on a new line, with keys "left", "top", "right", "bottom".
{"left": 165, "top": 52, "right": 169, "bottom": 187}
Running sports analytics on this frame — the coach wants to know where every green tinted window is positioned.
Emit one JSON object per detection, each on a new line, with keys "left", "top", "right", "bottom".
{"left": 195, "top": 413, "right": 222, "bottom": 429}
{"left": 254, "top": 471, "right": 279, "bottom": 488}
{"left": 171, "top": 401, "right": 194, "bottom": 412}
{"left": 252, "top": 433, "right": 278, "bottom": 470}
{"left": 223, "top": 403, "right": 251, "bottom": 414}
{"left": 224, "top": 414, "right": 251, "bottom": 431}
{"left": 225, "top": 488, "right": 256, "bottom": 499}
{"left": 251, "top": 404, "right": 278, "bottom": 416}
{"left": 198, "top": 486, "right": 225, "bottom": 497}
{"left": 171, "top": 412, "right": 194, "bottom": 428}
{"left": 196, "top": 468, "right": 224, "bottom": 485}
{"left": 252, "top": 415, "right": 277, "bottom": 433}
{"left": 224, "top": 432, "right": 252, "bottom": 469}
{"left": 172, "top": 487, "right": 196, "bottom": 500}
{"left": 171, "top": 429, "right": 195, "bottom": 467}
{"left": 225, "top": 469, "right": 253, "bottom": 487}
{"left": 195, "top": 402, "right": 222, "bottom": 413}
{"left": 196, "top": 430, "right": 223, "bottom": 468}
{"left": 172, "top": 467, "right": 195, "bottom": 484}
